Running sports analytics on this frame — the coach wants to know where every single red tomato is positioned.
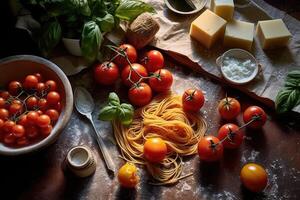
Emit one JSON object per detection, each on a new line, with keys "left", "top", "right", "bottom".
{"left": 114, "top": 44, "right": 137, "bottom": 67}
{"left": 34, "top": 73, "right": 43, "bottom": 82}
{"left": 149, "top": 69, "right": 173, "bottom": 92}
{"left": 47, "top": 91, "right": 60, "bottom": 105}
{"left": 38, "top": 98, "right": 48, "bottom": 111}
{"left": 141, "top": 50, "right": 164, "bottom": 73}
{"left": 26, "top": 96, "right": 38, "bottom": 110}
{"left": 94, "top": 61, "right": 119, "bottom": 85}
{"left": 218, "top": 97, "right": 241, "bottom": 120}
{"left": 182, "top": 89, "right": 205, "bottom": 112}
{"left": 4, "top": 133, "right": 16, "bottom": 145}
{"left": 12, "top": 124, "right": 25, "bottom": 138}
{"left": 243, "top": 106, "right": 267, "bottom": 129}
{"left": 36, "top": 82, "right": 46, "bottom": 94}
{"left": 8, "top": 81, "right": 22, "bottom": 95}
{"left": 198, "top": 135, "right": 223, "bottom": 162}
{"left": 9, "top": 103, "right": 23, "bottom": 116}
{"left": 0, "top": 91, "right": 10, "bottom": 99}
{"left": 26, "top": 125, "right": 39, "bottom": 138}
{"left": 45, "top": 80, "right": 57, "bottom": 91}
{"left": 3, "top": 120, "right": 16, "bottom": 133}
{"left": 0, "top": 97, "right": 6, "bottom": 108}
{"left": 36, "top": 114, "right": 51, "bottom": 128}
{"left": 40, "top": 125, "right": 53, "bottom": 136}
{"left": 54, "top": 102, "right": 62, "bottom": 112}
{"left": 45, "top": 109, "right": 59, "bottom": 122}
{"left": 128, "top": 83, "right": 152, "bottom": 107}
{"left": 240, "top": 163, "right": 268, "bottom": 193}
{"left": 0, "top": 108, "right": 9, "bottom": 120}
{"left": 27, "top": 111, "right": 39, "bottom": 125}
{"left": 121, "top": 63, "right": 148, "bottom": 87}
{"left": 23, "top": 75, "right": 38, "bottom": 89}
{"left": 17, "top": 115, "right": 28, "bottom": 126}
{"left": 217, "top": 123, "right": 244, "bottom": 149}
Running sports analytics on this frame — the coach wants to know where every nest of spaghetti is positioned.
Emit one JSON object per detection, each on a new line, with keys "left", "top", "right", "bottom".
{"left": 113, "top": 93, "right": 207, "bottom": 185}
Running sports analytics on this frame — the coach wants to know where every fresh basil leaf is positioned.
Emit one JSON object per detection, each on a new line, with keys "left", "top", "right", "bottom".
{"left": 115, "top": 0, "right": 155, "bottom": 21}
{"left": 69, "top": 0, "right": 91, "bottom": 16}
{"left": 99, "top": 105, "right": 118, "bottom": 121}
{"left": 38, "top": 20, "right": 62, "bottom": 55}
{"left": 95, "top": 13, "right": 115, "bottom": 32}
{"left": 287, "top": 70, "right": 300, "bottom": 80}
{"left": 81, "top": 21, "right": 102, "bottom": 61}
{"left": 118, "top": 103, "right": 134, "bottom": 125}
{"left": 108, "top": 92, "right": 120, "bottom": 106}
{"left": 276, "top": 89, "right": 300, "bottom": 113}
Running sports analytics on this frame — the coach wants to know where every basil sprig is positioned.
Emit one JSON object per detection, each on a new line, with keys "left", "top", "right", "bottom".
{"left": 275, "top": 70, "right": 300, "bottom": 113}
{"left": 99, "top": 92, "right": 134, "bottom": 125}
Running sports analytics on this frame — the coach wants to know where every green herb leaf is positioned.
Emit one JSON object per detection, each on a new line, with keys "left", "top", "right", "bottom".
{"left": 69, "top": 0, "right": 91, "bottom": 16}
{"left": 108, "top": 92, "right": 120, "bottom": 106}
{"left": 38, "top": 20, "right": 62, "bottom": 55}
{"left": 99, "top": 105, "right": 118, "bottom": 121}
{"left": 115, "top": 0, "right": 155, "bottom": 21}
{"left": 95, "top": 13, "right": 115, "bottom": 32}
{"left": 118, "top": 103, "right": 134, "bottom": 125}
{"left": 80, "top": 21, "right": 102, "bottom": 61}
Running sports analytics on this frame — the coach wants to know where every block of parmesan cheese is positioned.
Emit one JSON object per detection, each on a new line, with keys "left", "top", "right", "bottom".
{"left": 256, "top": 19, "right": 291, "bottom": 49}
{"left": 190, "top": 9, "right": 227, "bottom": 49}
{"left": 211, "top": 0, "right": 234, "bottom": 21}
{"left": 224, "top": 19, "right": 254, "bottom": 50}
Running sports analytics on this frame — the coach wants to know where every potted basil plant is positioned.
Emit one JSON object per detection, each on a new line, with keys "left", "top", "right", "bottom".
{"left": 21, "top": 0, "right": 155, "bottom": 62}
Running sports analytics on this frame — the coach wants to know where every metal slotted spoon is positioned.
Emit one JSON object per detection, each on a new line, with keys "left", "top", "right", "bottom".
{"left": 74, "top": 86, "right": 115, "bottom": 174}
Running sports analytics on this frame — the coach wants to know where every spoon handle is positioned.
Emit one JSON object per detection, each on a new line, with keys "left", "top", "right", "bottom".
{"left": 87, "top": 114, "right": 115, "bottom": 174}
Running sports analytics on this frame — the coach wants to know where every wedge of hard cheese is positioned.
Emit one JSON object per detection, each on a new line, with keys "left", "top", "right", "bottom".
{"left": 256, "top": 19, "right": 291, "bottom": 50}
{"left": 211, "top": 0, "right": 234, "bottom": 21}
{"left": 224, "top": 19, "right": 254, "bottom": 50}
{"left": 190, "top": 9, "right": 227, "bottom": 49}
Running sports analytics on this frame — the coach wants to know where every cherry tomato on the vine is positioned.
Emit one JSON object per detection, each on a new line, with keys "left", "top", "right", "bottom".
{"left": 12, "top": 124, "right": 25, "bottom": 138}
{"left": 38, "top": 98, "right": 48, "bottom": 111}
{"left": 94, "top": 61, "right": 119, "bottom": 85}
{"left": 40, "top": 125, "right": 53, "bottom": 136}
{"left": 114, "top": 44, "right": 137, "bottom": 67}
{"left": 182, "top": 88, "right": 205, "bottom": 112}
{"left": 0, "top": 108, "right": 9, "bottom": 120}
{"left": 26, "top": 125, "right": 39, "bottom": 139}
{"left": 36, "top": 114, "right": 51, "bottom": 128}
{"left": 144, "top": 137, "right": 167, "bottom": 163}
{"left": 26, "top": 96, "right": 38, "bottom": 110}
{"left": 23, "top": 75, "right": 38, "bottom": 89}
{"left": 8, "top": 81, "right": 22, "bottom": 95}
{"left": 149, "top": 69, "right": 173, "bottom": 92}
{"left": 218, "top": 97, "right": 241, "bottom": 120}
{"left": 45, "top": 80, "right": 57, "bottom": 92}
{"left": 198, "top": 135, "right": 223, "bottom": 162}
{"left": 4, "top": 133, "right": 16, "bottom": 145}
{"left": 47, "top": 91, "right": 60, "bottom": 105}
{"left": 45, "top": 109, "right": 59, "bottom": 122}
{"left": 37, "top": 83, "right": 46, "bottom": 94}
{"left": 141, "top": 50, "right": 164, "bottom": 73}
{"left": 0, "top": 91, "right": 10, "bottom": 99}
{"left": 17, "top": 115, "right": 28, "bottom": 126}
{"left": 121, "top": 63, "right": 148, "bottom": 87}
{"left": 27, "top": 111, "right": 39, "bottom": 125}
{"left": 240, "top": 163, "right": 268, "bottom": 193}
{"left": 243, "top": 106, "right": 267, "bottom": 129}
{"left": 128, "top": 83, "right": 152, "bottom": 107}
{"left": 3, "top": 120, "right": 16, "bottom": 133}
{"left": 217, "top": 123, "right": 244, "bottom": 149}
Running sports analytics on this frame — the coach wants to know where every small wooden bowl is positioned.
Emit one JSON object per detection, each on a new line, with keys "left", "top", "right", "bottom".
{"left": 0, "top": 55, "right": 73, "bottom": 156}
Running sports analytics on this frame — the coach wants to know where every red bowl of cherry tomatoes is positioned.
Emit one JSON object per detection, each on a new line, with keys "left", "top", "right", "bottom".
{"left": 0, "top": 55, "right": 73, "bottom": 155}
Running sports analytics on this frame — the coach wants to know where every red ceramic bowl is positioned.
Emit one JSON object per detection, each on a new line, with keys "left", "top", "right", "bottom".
{"left": 0, "top": 55, "right": 73, "bottom": 155}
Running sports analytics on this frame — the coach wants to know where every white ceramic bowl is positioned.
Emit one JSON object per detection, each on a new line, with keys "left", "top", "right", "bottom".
{"left": 165, "top": 0, "right": 207, "bottom": 15}
{"left": 216, "top": 49, "right": 260, "bottom": 85}
{"left": 0, "top": 55, "right": 73, "bottom": 156}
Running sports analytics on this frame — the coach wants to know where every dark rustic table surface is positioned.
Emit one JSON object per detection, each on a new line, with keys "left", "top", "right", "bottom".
{"left": 1, "top": 1, "right": 300, "bottom": 200}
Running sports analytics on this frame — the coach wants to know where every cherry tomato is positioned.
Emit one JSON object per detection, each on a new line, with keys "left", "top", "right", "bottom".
{"left": 26, "top": 96, "right": 38, "bottom": 110}
{"left": 218, "top": 97, "right": 241, "bottom": 120}
{"left": 47, "top": 91, "right": 60, "bottom": 105}
{"left": 27, "top": 111, "right": 39, "bottom": 125}
{"left": 26, "top": 125, "right": 39, "bottom": 138}
{"left": 4, "top": 133, "right": 16, "bottom": 145}
{"left": 198, "top": 135, "right": 223, "bottom": 162}
{"left": 36, "top": 114, "right": 51, "bottom": 128}
{"left": 182, "top": 89, "right": 205, "bottom": 112}
{"left": 0, "top": 108, "right": 9, "bottom": 120}
{"left": 3, "top": 120, "right": 16, "bottom": 133}
{"left": 40, "top": 125, "right": 52, "bottom": 136}
{"left": 94, "top": 61, "right": 119, "bottom": 85}
{"left": 16, "top": 136, "right": 29, "bottom": 146}
{"left": 121, "top": 63, "right": 148, "bottom": 87}
{"left": 8, "top": 81, "right": 22, "bottom": 95}
{"left": 240, "top": 163, "right": 268, "bottom": 193}
{"left": 217, "top": 123, "right": 244, "bottom": 149}
{"left": 114, "top": 44, "right": 137, "bottom": 67}
{"left": 128, "top": 83, "right": 152, "bottom": 107}
{"left": 34, "top": 73, "right": 43, "bottom": 82}
{"left": 38, "top": 98, "right": 48, "bottom": 111}
{"left": 118, "top": 162, "right": 139, "bottom": 188}
{"left": 54, "top": 102, "right": 62, "bottom": 112}
{"left": 144, "top": 137, "right": 167, "bottom": 163}
{"left": 243, "top": 106, "right": 267, "bottom": 129}
{"left": 17, "top": 115, "right": 28, "bottom": 126}
{"left": 36, "top": 83, "right": 46, "bottom": 94}
{"left": 45, "top": 109, "right": 59, "bottom": 122}
{"left": 0, "top": 91, "right": 10, "bottom": 99}
{"left": 12, "top": 124, "right": 25, "bottom": 138}
{"left": 141, "top": 50, "right": 164, "bottom": 73}
{"left": 0, "top": 97, "right": 6, "bottom": 108}
{"left": 45, "top": 80, "right": 57, "bottom": 91}
{"left": 9, "top": 103, "right": 23, "bottom": 116}
{"left": 23, "top": 75, "right": 38, "bottom": 89}
{"left": 149, "top": 69, "right": 173, "bottom": 92}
